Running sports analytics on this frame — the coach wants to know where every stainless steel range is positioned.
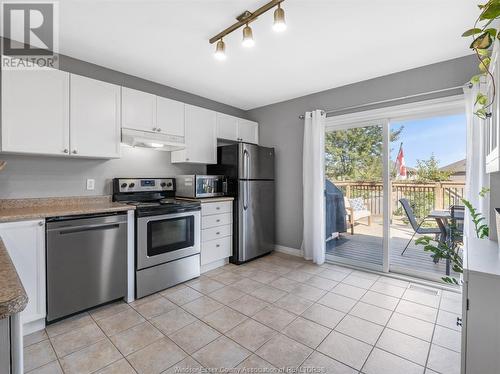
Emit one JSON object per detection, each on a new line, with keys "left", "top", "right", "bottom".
{"left": 113, "top": 178, "right": 201, "bottom": 298}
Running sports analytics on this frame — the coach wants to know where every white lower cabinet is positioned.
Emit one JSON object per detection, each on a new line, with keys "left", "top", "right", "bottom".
{"left": 200, "top": 200, "right": 233, "bottom": 268}
{"left": 461, "top": 238, "right": 500, "bottom": 373}
{"left": 0, "top": 220, "right": 46, "bottom": 333}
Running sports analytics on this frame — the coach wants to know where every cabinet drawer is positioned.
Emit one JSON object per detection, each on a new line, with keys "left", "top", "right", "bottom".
{"left": 202, "top": 213, "right": 231, "bottom": 228}
{"left": 202, "top": 201, "right": 232, "bottom": 216}
{"left": 202, "top": 224, "right": 232, "bottom": 242}
{"left": 201, "top": 236, "right": 232, "bottom": 265}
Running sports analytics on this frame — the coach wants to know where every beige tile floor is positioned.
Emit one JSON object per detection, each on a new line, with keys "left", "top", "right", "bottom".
{"left": 23, "top": 252, "right": 463, "bottom": 374}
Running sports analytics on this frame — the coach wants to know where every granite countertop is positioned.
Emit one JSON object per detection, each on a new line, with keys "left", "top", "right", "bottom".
{"left": 0, "top": 238, "right": 28, "bottom": 319}
{"left": 178, "top": 196, "right": 234, "bottom": 203}
{"left": 0, "top": 196, "right": 135, "bottom": 222}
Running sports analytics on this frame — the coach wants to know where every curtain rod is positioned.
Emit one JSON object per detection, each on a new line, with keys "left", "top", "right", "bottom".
{"left": 298, "top": 84, "right": 470, "bottom": 120}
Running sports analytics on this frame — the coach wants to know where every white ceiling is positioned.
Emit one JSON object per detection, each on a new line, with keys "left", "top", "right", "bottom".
{"left": 13, "top": 0, "right": 479, "bottom": 109}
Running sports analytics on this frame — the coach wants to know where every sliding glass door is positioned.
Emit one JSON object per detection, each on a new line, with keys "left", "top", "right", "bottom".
{"left": 323, "top": 98, "right": 466, "bottom": 282}
{"left": 388, "top": 114, "right": 467, "bottom": 280}
{"left": 324, "top": 121, "right": 389, "bottom": 271}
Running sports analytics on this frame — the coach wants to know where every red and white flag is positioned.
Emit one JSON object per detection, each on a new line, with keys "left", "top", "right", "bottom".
{"left": 395, "top": 144, "right": 407, "bottom": 180}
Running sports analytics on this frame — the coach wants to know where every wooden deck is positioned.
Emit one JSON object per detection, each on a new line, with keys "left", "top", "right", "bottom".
{"left": 326, "top": 216, "right": 460, "bottom": 279}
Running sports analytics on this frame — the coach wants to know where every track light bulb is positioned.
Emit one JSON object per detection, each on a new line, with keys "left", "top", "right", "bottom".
{"left": 214, "top": 39, "right": 226, "bottom": 60}
{"left": 273, "top": 4, "right": 286, "bottom": 32}
{"left": 242, "top": 24, "right": 255, "bottom": 47}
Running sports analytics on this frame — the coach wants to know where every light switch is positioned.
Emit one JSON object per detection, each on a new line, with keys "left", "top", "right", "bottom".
{"left": 86, "top": 179, "right": 95, "bottom": 190}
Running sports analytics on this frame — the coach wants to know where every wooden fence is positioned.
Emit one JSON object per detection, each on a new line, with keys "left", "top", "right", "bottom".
{"left": 334, "top": 181, "right": 465, "bottom": 218}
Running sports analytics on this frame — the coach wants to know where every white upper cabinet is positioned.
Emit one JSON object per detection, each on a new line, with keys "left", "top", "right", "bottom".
{"left": 1, "top": 68, "right": 70, "bottom": 155}
{"left": 70, "top": 74, "right": 121, "bottom": 158}
{"left": 121, "top": 87, "right": 157, "bottom": 132}
{"left": 238, "top": 119, "right": 259, "bottom": 144}
{"left": 157, "top": 96, "right": 185, "bottom": 137}
{"left": 172, "top": 105, "right": 217, "bottom": 164}
{"left": 216, "top": 113, "right": 259, "bottom": 144}
{"left": 216, "top": 113, "right": 239, "bottom": 141}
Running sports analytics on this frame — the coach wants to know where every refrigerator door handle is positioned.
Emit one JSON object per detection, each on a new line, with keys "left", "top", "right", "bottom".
{"left": 243, "top": 148, "right": 250, "bottom": 179}
{"left": 243, "top": 181, "right": 249, "bottom": 210}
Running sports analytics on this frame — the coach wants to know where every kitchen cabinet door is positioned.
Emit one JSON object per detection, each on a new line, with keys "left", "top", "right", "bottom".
{"left": 172, "top": 105, "right": 217, "bottom": 163}
{"left": 216, "top": 113, "right": 239, "bottom": 141}
{"left": 1, "top": 68, "right": 70, "bottom": 155}
{"left": 0, "top": 220, "right": 46, "bottom": 329}
{"left": 238, "top": 119, "right": 259, "bottom": 144}
{"left": 121, "top": 87, "right": 157, "bottom": 133}
{"left": 70, "top": 74, "right": 121, "bottom": 158}
{"left": 156, "top": 96, "right": 185, "bottom": 137}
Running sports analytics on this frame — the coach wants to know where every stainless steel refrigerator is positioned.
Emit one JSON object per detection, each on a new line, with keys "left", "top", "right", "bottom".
{"left": 208, "top": 143, "right": 275, "bottom": 263}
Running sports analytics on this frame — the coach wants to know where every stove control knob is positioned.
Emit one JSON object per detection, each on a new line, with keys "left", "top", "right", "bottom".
{"left": 121, "top": 183, "right": 128, "bottom": 189}
{"left": 160, "top": 182, "right": 167, "bottom": 188}
{"left": 129, "top": 183, "right": 135, "bottom": 188}
{"left": 167, "top": 182, "right": 173, "bottom": 187}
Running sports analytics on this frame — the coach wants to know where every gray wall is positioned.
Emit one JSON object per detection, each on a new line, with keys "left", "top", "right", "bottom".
{"left": 247, "top": 54, "right": 478, "bottom": 250}
{"left": 0, "top": 49, "right": 248, "bottom": 198}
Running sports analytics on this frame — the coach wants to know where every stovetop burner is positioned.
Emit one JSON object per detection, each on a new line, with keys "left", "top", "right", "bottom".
{"left": 112, "top": 177, "right": 201, "bottom": 217}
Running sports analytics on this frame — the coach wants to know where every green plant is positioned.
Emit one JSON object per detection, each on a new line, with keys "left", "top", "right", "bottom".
{"left": 463, "top": 1, "right": 500, "bottom": 119}
{"left": 415, "top": 189, "right": 490, "bottom": 284}
{"left": 415, "top": 236, "right": 463, "bottom": 285}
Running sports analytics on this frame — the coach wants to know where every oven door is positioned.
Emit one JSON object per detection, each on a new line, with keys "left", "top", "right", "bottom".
{"left": 137, "top": 210, "right": 201, "bottom": 270}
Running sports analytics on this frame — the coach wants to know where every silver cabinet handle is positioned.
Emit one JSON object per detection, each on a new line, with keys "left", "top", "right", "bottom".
{"left": 72, "top": 150, "right": 78, "bottom": 154}
{"left": 216, "top": 206, "right": 220, "bottom": 210}
{"left": 157, "top": 128, "right": 161, "bottom": 132}
{"left": 216, "top": 232, "right": 220, "bottom": 235}
{"left": 38, "top": 221, "right": 44, "bottom": 226}
{"left": 153, "top": 127, "right": 157, "bottom": 131}
{"left": 63, "top": 149, "right": 69, "bottom": 153}
{"left": 216, "top": 219, "right": 220, "bottom": 222}
{"left": 216, "top": 244, "right": 220, "bottom": 248}
{"left": 185, "top": 158, "right": 190, "bottom": 161}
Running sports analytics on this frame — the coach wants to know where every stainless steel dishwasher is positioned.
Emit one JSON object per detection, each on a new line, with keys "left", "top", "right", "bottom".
{"left": 46, "top": 212, "right": 128, "bottom": 322}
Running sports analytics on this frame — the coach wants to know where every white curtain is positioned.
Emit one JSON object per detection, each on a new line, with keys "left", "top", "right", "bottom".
{"left": 464, "top": 84, "right": 490, "bottom": 239}
{"left": 302, "top": 110, "right": 326, "bottom": 264}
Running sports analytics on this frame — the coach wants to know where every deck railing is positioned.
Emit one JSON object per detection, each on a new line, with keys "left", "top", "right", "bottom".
{"left": 334, "top": 181, "right": 465, "bottom": 218}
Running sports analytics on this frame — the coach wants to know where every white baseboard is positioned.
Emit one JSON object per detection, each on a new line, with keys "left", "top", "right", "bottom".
{"left": 274, "top": 245, "right": 303, "bottom": 257}
{"left": 201, "top": 258, "right": 229, "bottom": 273}
{"left": 23, "top": 318, "right": 45, "bottom": 335}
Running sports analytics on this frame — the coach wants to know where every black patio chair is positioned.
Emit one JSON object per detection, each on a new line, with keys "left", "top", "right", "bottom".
{"left": 399, "top": 198, "right": 442, "bottom": 256}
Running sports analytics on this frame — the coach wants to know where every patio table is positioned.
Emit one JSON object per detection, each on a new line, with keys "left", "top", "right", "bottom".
{"left": 428, "top": 209, "right": 464, "bottom": 275}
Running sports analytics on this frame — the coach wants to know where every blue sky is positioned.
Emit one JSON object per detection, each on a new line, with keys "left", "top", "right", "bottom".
{"left": 390, "top": 114, "right": 466, "bottom": 168}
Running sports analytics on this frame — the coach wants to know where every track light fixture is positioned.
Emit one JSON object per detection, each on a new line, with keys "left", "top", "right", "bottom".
{"left": 210, "top": 0, "right": 286, "bottom": 60}
{"left": 273, "top": 3, "right": 286, "bottom": 32}
{"left": 242, "top": 24, "right": 255, "bottom": 48}
{"left": 214, "top": 39, "right": 226, "bottom": 60}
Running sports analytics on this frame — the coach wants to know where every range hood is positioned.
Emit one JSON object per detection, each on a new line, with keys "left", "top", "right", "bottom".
{"left": 121, "top": 128, "right": 186, "bottom": 151}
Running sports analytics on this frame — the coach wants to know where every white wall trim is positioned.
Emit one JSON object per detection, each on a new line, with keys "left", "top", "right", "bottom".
{"left": 325, "top": 94, "right": 465, "bottom": 130}
{"left": 274, "top": 245, "right": 303, "bottom": 257}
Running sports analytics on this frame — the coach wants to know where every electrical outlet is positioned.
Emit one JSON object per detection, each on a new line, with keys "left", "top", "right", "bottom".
{"left": 86, "top": 179, "right": 95, "bottom": 191}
